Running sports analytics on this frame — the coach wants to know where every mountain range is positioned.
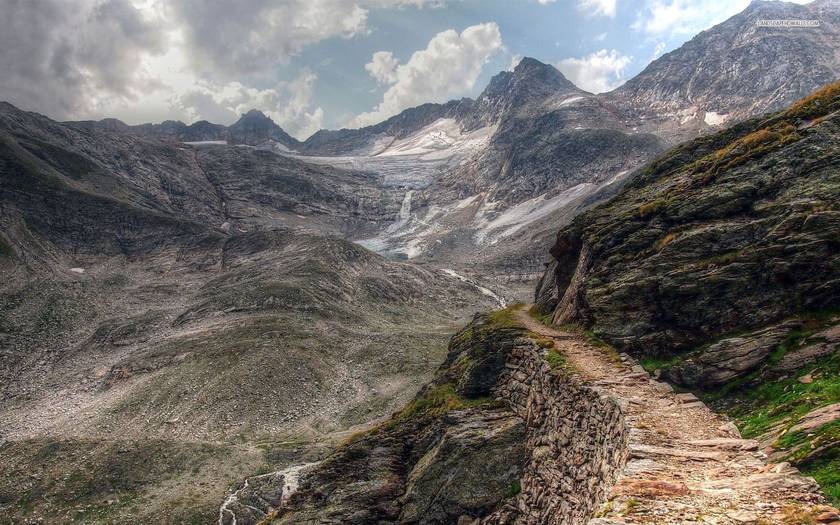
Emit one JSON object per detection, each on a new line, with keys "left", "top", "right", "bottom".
{"left": 1, "top": 0, "right": 839, "bottom": 523}
{"left": 64, "top": 0, "right": 839, "bottom": 277}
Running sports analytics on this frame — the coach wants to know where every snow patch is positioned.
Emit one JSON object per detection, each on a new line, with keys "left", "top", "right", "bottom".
{"left": 289, "top": 120, "right": 495, "bottom": 189}
{"left": 376, "top": 118, "right": 497, "bottom": 160}
{"left": 475, "top": 183, "right": 597, "bottom": 244}
{"left": 441, "top": 269, "right": 506, "bottom": 308}
{"left": 559, "top": 96, "right": 585, "bottom": 106}
{"left": 678, "top": 108, "right": 697, "bottom": 125}
{"left": 183, "top": 140, "right": 227, "bottom": 146}
{"left": 69, "top": 267, "right": 85, "bottom": 274}
{"left": 605, "top": 169, "right": 630, "bottom": 185}
{"left": 454, "top": 194, "right": 480, "bottom": 210}
{"left": 704, "top": 111, "right": 728, "bottom": 126}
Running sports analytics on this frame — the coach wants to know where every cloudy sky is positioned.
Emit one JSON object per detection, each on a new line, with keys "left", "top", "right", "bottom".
{"left": 0, "top": 0, "right": 814, "bottom": 139}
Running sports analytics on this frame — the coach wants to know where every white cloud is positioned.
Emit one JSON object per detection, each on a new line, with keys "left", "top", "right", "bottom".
{"left": 0, "top": 0, "right": 451, "bottom": 126}
{"left": 556, "top": 49, "right": 632, "bottom": 93}
{"left": 0, "top": 0, "right": 167, "bottom": 120}
{"left": 578, "top": 0, "right": 618, "bottom": 17}
{"left": 168, "top": 0, "right": 447, "bottom": 80}
{"left": 365, "top": 51, "right": 400, "bottom": 84}
{"left": 630, "top": 0, "right": 810, "bottom": 36}
{"left": 350, "top": 22, "right": 503, "bottom": 127}
{"left": 174, "top": 69, "right": 325, "bottom": 139}
{"left": 652, "top": 41, "right": 667, "bottom": 58}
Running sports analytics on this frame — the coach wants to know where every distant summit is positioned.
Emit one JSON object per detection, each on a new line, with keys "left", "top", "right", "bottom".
{"left": 472, "top": 57, "right": 584, "bottom": 124}
{"left": 610, "top": 0, "right": 840, "bottom": 127}
{"left": 228, "top": 110, "right": 301, "bottom": 150}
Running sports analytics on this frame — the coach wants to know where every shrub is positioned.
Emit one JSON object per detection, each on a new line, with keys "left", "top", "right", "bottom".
{"left": 638, "top": 198, "right": 667, "bottom": 218}
{"left": 786, "top": 79, "right": 840, "bottom": 120}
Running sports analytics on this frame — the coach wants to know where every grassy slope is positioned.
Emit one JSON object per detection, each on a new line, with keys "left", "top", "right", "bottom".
{"left": 704, "top": 312, "right": 840, "bottom": 505}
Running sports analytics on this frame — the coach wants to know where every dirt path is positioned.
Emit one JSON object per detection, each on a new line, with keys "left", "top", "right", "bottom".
{"left": 515, "top": 307, "right": 838, "bottom": 525}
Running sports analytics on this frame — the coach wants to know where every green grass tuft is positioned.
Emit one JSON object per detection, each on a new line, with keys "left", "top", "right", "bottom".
{"left": 803, "top": 454, "right": 840, "bottom": 506}
{"left": 387, "top": 383, "right": 494, "bottom": 428}
{"left": 486, "top": 303, "right": 525, "bottom": 329}
{"left": 640, "top": 355, "right": 683, "bottom": 373}
{"left": 527, "top": 305, "right": 554, "bottom": 326}
{"left": 546, "top": 349, "right": 566, "bottom": 370}
{"left": 506, "top": 480, "right": 521, "bottom": 498}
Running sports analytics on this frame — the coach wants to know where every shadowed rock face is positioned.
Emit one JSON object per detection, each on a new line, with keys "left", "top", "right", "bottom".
{"left": 541, "top": 82, "right": 840, "bottom": 376}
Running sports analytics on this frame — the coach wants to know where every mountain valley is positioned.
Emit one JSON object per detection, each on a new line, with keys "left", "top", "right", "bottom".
{"left": 1, "top": 1, "right": 840, "bottom": 523}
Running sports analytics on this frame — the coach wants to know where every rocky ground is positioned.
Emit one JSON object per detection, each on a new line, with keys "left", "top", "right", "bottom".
{"left": 220, "top": 307, "right": 627, "bottom": 525}
{"left": 0, "top": 229, "right": 500, "bottom": 523}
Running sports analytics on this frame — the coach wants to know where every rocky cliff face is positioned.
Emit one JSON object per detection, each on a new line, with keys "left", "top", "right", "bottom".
{"left": 541, "top": 81, "right": 840, "bottom": 359}
{"left": 538, "top": 82, "right": 840, "bottom": 504}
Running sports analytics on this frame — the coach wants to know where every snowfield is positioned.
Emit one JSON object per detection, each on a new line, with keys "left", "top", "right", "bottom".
{"left": 287, "top": 119, "right": 496, "bottom": 188}
{"left": 474, "top": 183, "right": 597, "bottom": 244}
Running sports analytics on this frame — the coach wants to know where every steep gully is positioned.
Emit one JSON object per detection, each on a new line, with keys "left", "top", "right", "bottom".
{"left": 219, "top": 462, "right": 320, "bottom": 525}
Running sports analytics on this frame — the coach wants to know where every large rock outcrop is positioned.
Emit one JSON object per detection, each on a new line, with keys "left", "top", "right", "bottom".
{"left": 542, "top": 82, "right": 840, "bottom": 371}
{"left": 223, "top": 312, "right": 628, "bottom": 525}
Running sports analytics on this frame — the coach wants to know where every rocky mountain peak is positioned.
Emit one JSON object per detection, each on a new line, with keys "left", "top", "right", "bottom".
{"left": 511, "top": 57, "right": 577, "bottom": 89}
{"left": 230, "top": 109, "right": 275, "bottom": 130}
{"left": 475, "top": 57, "right": 583, "bottom": 122}
{"left": 239, "top": 108, "right": 271, "bottom": 121}
{"left": 228, "top": 109, "right": 301, "bottom": 148}
{"left": 610, "top": 0, "right": 840, "bottom": 128}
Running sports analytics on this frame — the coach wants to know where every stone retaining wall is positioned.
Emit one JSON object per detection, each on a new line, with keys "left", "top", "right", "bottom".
{"left": 485, "top": 341, "right": 629, "bottom": 525}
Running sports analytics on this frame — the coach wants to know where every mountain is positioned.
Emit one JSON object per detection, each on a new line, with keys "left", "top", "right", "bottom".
{"left": 0, "top": 101, "right": 403, "bottom": 270}
{"left": 73, "top": 109, "right": 302, "bottom": 150}
{"left": 300, "top": 99, "right": 475, "bottom": 156}
{"left": 307, "top": 58, "right": 665, "bottom": 271}
{"left": 3, "top": 1, "right": 840, "bottom": 522}
{"left": 226, "top": 109, "right": 302, "bottom": 150}
{"left": 288, "top": 1, "right": 840, "bottom": 269}
{"left": 609, "top": 0, "right": 840, "bottom": 140}
{"left": 0, "top": 103, "right": 500, "bottom": 522}
{"left": 537, "top": 80, "right": 840, "bottom": 501}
